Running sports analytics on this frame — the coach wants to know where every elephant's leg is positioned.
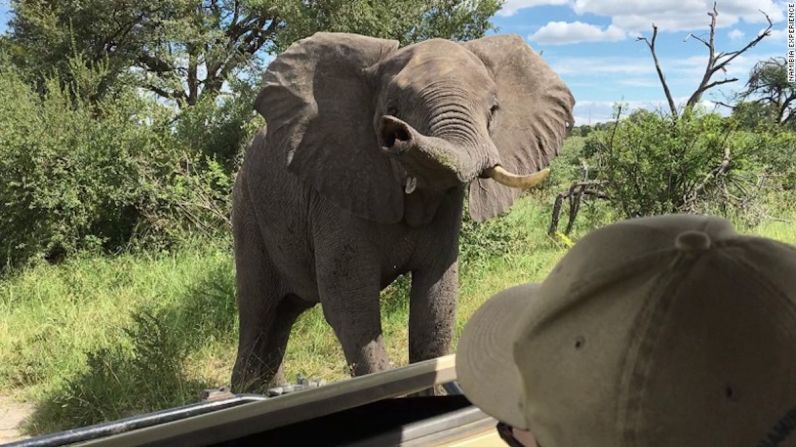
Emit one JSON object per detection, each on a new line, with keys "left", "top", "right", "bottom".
{"left": 316, "top": 251, "right": 390, "bottom": 376}
{"left": 233, "top": 271, "right": 315, "bottom": 391}
{"left": 231, "top": 181, "right": 314, "bottom": 392}
{"left": 230, "top": 234, "right": 285, "bottom": 392}
{"left": 232, "top": 292, "right": 314, "bottom": 392}
{"left": 321, "top": 294, "right": 390, "bottom": 376}
{"left": 408, "top": 260, "right": 458, "bottom": 363}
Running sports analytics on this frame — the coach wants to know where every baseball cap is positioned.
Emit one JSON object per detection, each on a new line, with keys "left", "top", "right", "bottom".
{"left": 456, "top": 214, "right": 796, "bottom": 446}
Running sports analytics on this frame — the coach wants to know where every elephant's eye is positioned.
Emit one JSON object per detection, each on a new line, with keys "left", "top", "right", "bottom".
{"left": 387, "top": 107, "right": 398, "bottom": 116}
{"left": 488, "top": 104, "right": 499, "bottom": 130}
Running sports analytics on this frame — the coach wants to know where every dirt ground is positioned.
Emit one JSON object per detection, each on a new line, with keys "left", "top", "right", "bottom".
{"left": 0, "top": 395, "right": 33, "bottom": 444}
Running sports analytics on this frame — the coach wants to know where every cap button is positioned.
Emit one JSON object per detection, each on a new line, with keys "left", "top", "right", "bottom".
{"left": 675, "top": 230, "right": 711, "bottom": 252}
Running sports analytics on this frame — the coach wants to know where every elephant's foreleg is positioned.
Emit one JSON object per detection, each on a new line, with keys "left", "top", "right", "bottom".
{"left": 320, "top": 288, "right": 391, "bottom": 376}
{"left": 230, "top": 239, "right": 291, "bottom": 393}
{"left": 231, "top": 177, "right": 315, "bottom": 392}
{"left": 316, "top": 252, "right": 390, "bottom": 376}
{"left": 408, "top": 260, "right": 458, "bottom": 363}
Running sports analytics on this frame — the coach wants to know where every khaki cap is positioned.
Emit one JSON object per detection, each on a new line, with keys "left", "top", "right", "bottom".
{"left": 456, "top": 214, "right": 796, "bottom": 446}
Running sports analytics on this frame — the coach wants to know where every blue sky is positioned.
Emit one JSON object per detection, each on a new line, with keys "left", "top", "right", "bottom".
{"left": 0, "top": 0, "right": 789, "bottom": 123}
{"left": 490, "top": 0, "right": 789, "bottom": 123}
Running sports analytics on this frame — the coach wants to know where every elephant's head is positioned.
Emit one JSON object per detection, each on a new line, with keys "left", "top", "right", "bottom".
{"left": 256, "top": 32, "right": 574, "bottom": 225}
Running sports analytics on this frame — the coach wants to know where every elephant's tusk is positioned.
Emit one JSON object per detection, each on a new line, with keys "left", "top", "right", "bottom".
{"left": 405, "top": 176, "right": 418, "bottom": 194}
{"left": 485, "top": 165, "right": 550, "bottom": 189}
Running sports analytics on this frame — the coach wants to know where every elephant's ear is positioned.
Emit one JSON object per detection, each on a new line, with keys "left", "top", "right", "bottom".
{"left": 463, "top": 35, "right": 575, "bottom": 222}
{"left": 256, "top": 32, "right": 403, "bottom": 223}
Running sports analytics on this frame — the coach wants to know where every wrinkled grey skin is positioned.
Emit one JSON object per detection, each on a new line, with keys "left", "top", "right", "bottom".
{"left": 231, "top": 32, "right": 574, "bottom": 392}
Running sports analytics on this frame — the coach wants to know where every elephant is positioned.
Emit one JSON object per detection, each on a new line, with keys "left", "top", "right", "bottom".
{"left": 230, "top": 31, "right": 574, "bottom": 392}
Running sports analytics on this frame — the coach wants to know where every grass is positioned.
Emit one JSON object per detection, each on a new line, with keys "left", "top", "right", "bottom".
{"left": 1, "top": 193, "right": 795, "bottom": 435}
{"left": 0, "top": 245, "right": 240, "bottom": 433}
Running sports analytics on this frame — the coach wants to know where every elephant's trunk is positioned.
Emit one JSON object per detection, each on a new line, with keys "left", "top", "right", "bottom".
{"left": 380, "top": 115, "right": 478, "bottom": 184}
{"left": 379, "top": 115, "right": 550, "bottom": 190}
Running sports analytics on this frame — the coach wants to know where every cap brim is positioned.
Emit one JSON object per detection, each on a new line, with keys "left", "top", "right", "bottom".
{"left": 456, "top": 283, "right": 540, "bottom": 429}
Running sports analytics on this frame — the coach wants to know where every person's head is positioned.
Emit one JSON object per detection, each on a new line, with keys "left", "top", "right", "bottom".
{"left": 456, "top": 214, "right": 796, "bottom": 446}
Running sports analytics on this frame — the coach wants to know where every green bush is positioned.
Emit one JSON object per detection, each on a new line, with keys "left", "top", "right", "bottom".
{"left": 582, "top": 108, "right": 763, "bottom": 220}
{"left": 0, "top": 62, "right": 253, "bottom": 270}
{"left": 459, "top": 212, "right": 524, "bottom": 266}
{"left": 174, "top": 78, "right": 262, "bottom": 171}
{"left": 1, "top": 67, "right": 165, "bottom": 266}
{"left": 733, "top": 125, "right": 796, "bottom": 192}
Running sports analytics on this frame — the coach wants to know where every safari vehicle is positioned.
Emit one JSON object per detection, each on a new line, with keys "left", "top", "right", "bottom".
{"left": 7, "top": 355, "right": 505, "bottom": 447}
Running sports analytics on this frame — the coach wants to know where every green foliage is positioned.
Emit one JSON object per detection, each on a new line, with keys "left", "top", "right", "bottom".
{"left": 539, "top": 135, "right": 615, "bottom": 236}
{"left": 572, "top": 106, "right": 796, "bottom": 224}
{"left": 273, "top": 0, "right": 502, "bottom": 48}
{"left": 29, "top": 310, "right": 199, "bottom": 431}
{"left": 459, "top": 206, "right": 527, "bottom": 267}
{"left": 0, "top": 60, "right": 245, "bottom": 270}
{"left": 737, "top": 57, "right": 796, "bottom": 128}
{"left": 174, "top": 78, "right": 261, "bottom": 168}
{"left": 0, "top": 64, "right": 166, "bottom": 267}
{"left": 732, "top": 125, "right": 796, "bottom": 193}
{"left": 545, "top": 135, "right": 591, "bottom": 186}
{"left": 569, "top": 120, "right": 615, "bottom": 138}
{"left": 732, "top": 100, "right": 780, "bottom": 129}
{"left": 7, "top": 0, "right": 502, "bottom": 106}
{"left": 583, "top": 107, "right": 745, "bottom": 218}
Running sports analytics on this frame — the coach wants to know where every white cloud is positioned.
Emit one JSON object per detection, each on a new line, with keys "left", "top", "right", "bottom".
{"left": 573, "top": 100, "right": 669, "bottom": 124}
{"left": 551, "top": 53, "right": 779, "bottom": 113}
{"left": 529, "top": 21, "right": 626, "bottom": 44}
{"left": 571, "top": 0, "right": 784, "bottom": 32}
{"left": 550, "top": 56, "right": 653, "bottom": 76}
{"left": 666, "top": 52, "right": 782, "bottom": 78}
{"left": 551, "top": 50, "right": 781, "bottom": 82}
{"left": 499, "top": 0, "right": 786, "bottom": 50}
{"left": 618, "top": 77, "right": 662, "bottom": 87}
{"left": 498, "top": 0, "right": 568, "bottom": 17}
{"left": 728, "top": 28, "right": 744, "bottom": 40}
{"left": 768, "top": 28, "right": 787, "bottom": 41}
{"left": 572, "top": 97, "right": 728, "bottom": 124}
{"left": 502, "top": 0, "right": 786, "bottom": 27}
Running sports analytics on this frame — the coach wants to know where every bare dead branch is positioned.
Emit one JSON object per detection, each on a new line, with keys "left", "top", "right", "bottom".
{"left": 701, "top": 77, "right": 739, "bottom": 91}
{"left": 685, "top": 146, "right": 732, "bottom": 206}
{"left": 637, "top": 24, "right": 678, "bottom": 117}
{"left": 548, "top": 180, "right": 609, "bottom": 236}
{"left": 684, "top": 32, "right": 711, "bottom": 48}
{"left": 608, "top": 104, "right": 623, "bottom": 149}
{"left": 711, "top": 16, "right": 772, "bottom": 74}
{"left": 714, "top": 100, "right": 736, "bottom": 110}
{"left": 685, "top": 6, "right": 773, "bottom": 111}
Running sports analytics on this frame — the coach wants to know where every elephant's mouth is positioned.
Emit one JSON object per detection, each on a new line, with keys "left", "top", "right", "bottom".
{"left": 379, "top": 115, "right": 550, "bottom": 193}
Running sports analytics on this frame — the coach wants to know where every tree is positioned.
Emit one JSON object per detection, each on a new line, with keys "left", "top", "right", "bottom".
{"left": 6, "top": 0, "right": 502, "bottom": 107}
{"left": 730, "top": 100, "right": 779, "bottom": 128}
{"left": 637, "top": 1, "right": 772, "bottom": 118}
{"left": 739, "top": 57, "right": 796, "bottom": 126}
